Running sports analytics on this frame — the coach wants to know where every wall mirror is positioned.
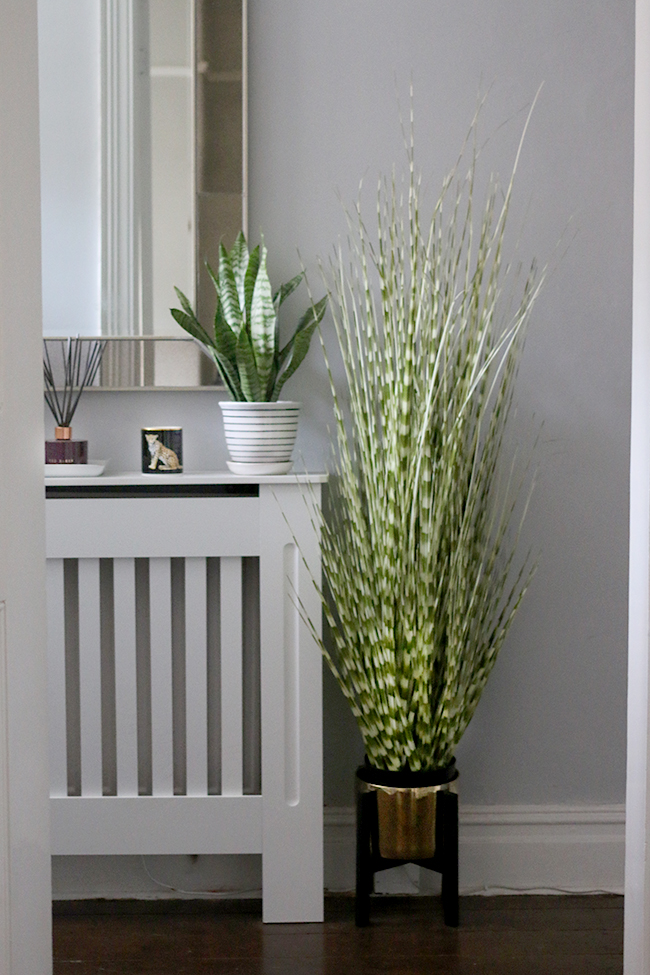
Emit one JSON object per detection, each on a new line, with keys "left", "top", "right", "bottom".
{"left": 38, "top": 0, "right": 246, "bottom": 388}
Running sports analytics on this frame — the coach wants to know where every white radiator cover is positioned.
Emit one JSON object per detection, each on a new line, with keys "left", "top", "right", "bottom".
{"left": 46, "top": 473, "right": 325, "bottom": 922}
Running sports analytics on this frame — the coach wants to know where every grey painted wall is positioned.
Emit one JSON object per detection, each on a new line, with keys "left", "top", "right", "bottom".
{"left": 250, "top": 0, "right": 634, "bottom": 807}
{"left": 62, "top": 0, "right": 633, "bottom": 811}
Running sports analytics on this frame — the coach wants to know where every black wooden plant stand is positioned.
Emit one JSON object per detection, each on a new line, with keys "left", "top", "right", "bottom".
{"left": 355, "top": 764, "right": 459, "bottom": 928}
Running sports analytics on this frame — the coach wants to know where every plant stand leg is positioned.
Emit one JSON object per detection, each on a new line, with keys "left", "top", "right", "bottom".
{"left": 440, "top": 790, "right": 459, "bottom": 927}
{"left": 355, "top": 791, "right": 373, "bottom": 926}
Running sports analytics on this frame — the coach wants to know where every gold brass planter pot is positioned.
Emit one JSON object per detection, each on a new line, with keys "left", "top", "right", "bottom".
{"left": 355, "top": 760, "right": 459, "bottom": 927}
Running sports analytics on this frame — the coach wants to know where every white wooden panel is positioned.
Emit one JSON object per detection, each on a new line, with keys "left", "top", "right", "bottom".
{"left": 46, "top": 559, "right": 67, "bottom": 798}
{"left": 50, "top": 795, "right": 262, "bottom": 855}
{"left": 149, "top": 558, "right": 174, "bottom": 796}
{"left": 259, "top": 484, "right": 323, "bottom": 923}
{"left": 626, "top": 4, "right": 650, "bottom": 972}
{"left": 220, "top": 557, "right": 243, "bottom": 797}
{"left": 113, "top": 558, "right": 138, "bottom": 796}
{"left": 283, "top": 544, "right": 299, "bottom": 807}
{"left": 1, "top": 4, "right": 53, "bottom": 967}
{"left": 0, "top": 603, "right": 10, "bottom": 970}
{"left": 46, "top": 497, "right": 259, "bottom": 559}
{"left": 185, "top": 557, "right": 208, "bottom": 797}
{"left": 78, "top": 559, "right": 103, "bottom": 797}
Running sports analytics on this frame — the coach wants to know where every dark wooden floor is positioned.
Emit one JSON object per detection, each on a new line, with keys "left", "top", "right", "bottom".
{"left": 53, "top": 894, "right": 623, "bottom": 975}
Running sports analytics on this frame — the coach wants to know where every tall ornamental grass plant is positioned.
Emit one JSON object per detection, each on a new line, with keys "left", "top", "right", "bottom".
{"left": 315, "top": 109, "right": 545, "bottom": 773}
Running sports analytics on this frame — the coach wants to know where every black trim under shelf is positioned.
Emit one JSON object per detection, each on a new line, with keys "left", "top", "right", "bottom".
{"left": 45, "top": 483, "right": 260, "bottom": 499}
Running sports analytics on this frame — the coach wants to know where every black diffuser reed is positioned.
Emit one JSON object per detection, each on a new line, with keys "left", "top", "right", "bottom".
{"left": 43, "top": 337, "right": 106, "bottom": 463}
{"left": 43, "top": 337, "right": 106, "bottom": 429}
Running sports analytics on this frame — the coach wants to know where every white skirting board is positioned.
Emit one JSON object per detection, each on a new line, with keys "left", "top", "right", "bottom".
{"left": 324, "top": 804, "right": 625, "bottom": 896}
{"left": 459, "top": 804, "right": 625, "bottom": 895}
{"left": 51, "top": 803, "right": 625, "bottom": 900}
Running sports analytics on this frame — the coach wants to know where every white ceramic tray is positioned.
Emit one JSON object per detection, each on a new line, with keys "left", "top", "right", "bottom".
{"left": 45, "top": 461, "right": 107, "bottom": 478}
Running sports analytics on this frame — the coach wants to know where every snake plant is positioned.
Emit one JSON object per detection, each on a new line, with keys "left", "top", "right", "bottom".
{"left": 309, "top": 107, "right": 545, "bottom": 773}
{"left": 171, "top": 232, "right": 327, "bottom": 401}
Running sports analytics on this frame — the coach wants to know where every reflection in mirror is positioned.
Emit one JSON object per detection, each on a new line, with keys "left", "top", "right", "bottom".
{"left": 43, "top": 336, "right": 214, "bottom": 390}
{"left": 38, "top": 0, "right": 245, "bottom": 387}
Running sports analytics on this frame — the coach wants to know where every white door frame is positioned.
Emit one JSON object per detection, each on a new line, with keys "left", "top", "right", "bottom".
{"left": 626, "top": 0, "right": 650, "bottom": 972}
{"left": 0, "top": 1, "right": 52, "bottom": 972}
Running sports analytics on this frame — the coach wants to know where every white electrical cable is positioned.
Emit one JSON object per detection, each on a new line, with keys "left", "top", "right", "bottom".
{"left": 139, "top": 858, "right": 619, "bottom": 901}
{"left": 460, "top": 884, "right": 620, "bottom": 896}
{"left": 139, "top": 856, "right": 262, "bottom": 899}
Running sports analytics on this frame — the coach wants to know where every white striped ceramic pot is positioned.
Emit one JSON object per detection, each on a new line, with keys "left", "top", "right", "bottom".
{"left": 219, "top": 401, "right": 301, "bottom": 475}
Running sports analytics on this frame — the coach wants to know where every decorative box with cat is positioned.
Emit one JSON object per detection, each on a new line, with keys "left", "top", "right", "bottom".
{"left": 141, "top": 427, "right": 183, "bottom": 474}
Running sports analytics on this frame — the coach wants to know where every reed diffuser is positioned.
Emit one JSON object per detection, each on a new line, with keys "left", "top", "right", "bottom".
{"left": 43, "top": 337, "right": 106, "bottom": 463}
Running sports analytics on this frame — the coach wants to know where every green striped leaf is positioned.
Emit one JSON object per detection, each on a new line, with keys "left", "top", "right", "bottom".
{"left": 235, "top": 326, "right": 263, "bottom": 401}
{"left": 229, "top": 230, "right": 249, "bottom": 310}
{"left": 243, "top": 245, "right": 260, "bottom": 328}
{"left": 273, "top": 271, "right": 304, "bottom": 309}
{"left": 208, "top": 347, "right": 244, "bottom": 401}
{"left": 171, "top": 306, "right": 242, "bottom": 399}
{"left": 174, "top": 286, "right": 197, "bottom": 321}
{"left": 212, "top": 297, "right": 239, "bottom": 369}
{"left": 273, "top": 296, "right": 328, "bottom": 399}
{"left": 170, "top": 306, "right": 202, "bottom": 342}
{"left": 250, "top": 245, "right": 276, "bottom": 393}
{"left": 217, "top": 243, "right": 244, "bottom": 333}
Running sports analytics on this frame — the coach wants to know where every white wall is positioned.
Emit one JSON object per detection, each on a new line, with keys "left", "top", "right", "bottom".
{"left": 625, "top": 0, "right": 650, "bottom": 969}
{"left": 50, "top": 0, "right": 633, "bottom": 895}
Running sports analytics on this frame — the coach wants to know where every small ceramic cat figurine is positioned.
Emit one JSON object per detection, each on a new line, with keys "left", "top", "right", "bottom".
{"left": 145, "top": 433, "right": 181, "bottom": 470}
